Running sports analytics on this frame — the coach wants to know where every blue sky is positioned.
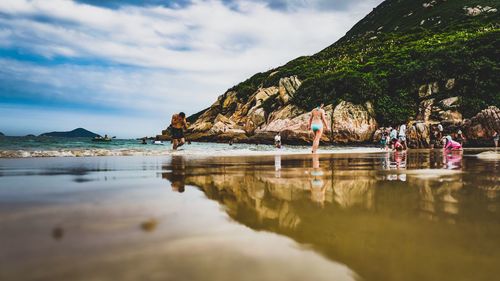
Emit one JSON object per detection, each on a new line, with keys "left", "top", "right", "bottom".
{"left": 0, "top": 0, "right": 382, "bottom": 138}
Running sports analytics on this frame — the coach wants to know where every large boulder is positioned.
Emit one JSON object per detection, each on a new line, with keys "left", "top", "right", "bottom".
{"left": 244, "top": 107, "right": 267, "bottom": 133}
{"left": 418, "top": 82, "right": 439, "bottom": 98}
{"left": 417, "top": 98, "right": 435, "bottom": 121}
{"left": 256, "top": 104, "right": 331, "bottom": 144}
{"left": 267, "top": 104, "right": 305, "bottom": 123}
{"left": 331, "top": 101, "right": 378, "bottom": 143}
{"left": 432, "top": 96, "right": 462, "bottom": 123}
{"left": 464, "top": 106, "right": 500, "bottom": 144}
{"left": 406, "top": 122, "right": 431, "bottom": 148}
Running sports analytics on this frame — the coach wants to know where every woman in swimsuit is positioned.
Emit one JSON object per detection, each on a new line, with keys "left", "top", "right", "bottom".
{"left": 308, "top": 104, "right": 330, "bottom": 154}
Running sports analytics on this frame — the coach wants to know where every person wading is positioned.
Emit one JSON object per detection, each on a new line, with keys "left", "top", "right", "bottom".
{"left": 170, "top": 112, "right": 188, "bottom": 150}
{"left": 308, "top": 104, "right": 330, "bottom": 154}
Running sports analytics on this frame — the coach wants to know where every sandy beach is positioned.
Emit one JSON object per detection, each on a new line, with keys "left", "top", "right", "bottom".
{"left": 1, "top": 149, "right": 499, "bottom": 281}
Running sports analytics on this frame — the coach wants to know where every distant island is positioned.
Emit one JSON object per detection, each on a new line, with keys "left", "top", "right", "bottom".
{"left": 40, "top": 128, "right": 100, "bottom": 138}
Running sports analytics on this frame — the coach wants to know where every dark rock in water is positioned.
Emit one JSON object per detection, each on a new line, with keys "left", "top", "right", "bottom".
{"left": 40, "top": 128, "right": 100, "bottom": 138}
{"left": 25, "top": 134, "right": 36, "bottom": 138}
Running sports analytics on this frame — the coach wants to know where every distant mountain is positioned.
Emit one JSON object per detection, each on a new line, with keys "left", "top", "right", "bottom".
{"left": 40, "top": 128, "right": 100, "bottom": 138}
{"left": 0, "top": 132, "right": 4, "bottom": 136}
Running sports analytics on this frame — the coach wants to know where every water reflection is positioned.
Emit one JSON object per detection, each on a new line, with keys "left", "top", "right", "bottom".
{"left": 309, "top": 154, "right": 328, "bottom": 207}
{"left": 160, "top": 151, "right": 500, "bottom": 281}
{"left": 162, "top": 156, "right": 186, "bottom": 193}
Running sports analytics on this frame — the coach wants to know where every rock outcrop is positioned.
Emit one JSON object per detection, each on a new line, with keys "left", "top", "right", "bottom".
{"left": 463, "top": 5, "right": 497, "bottom": 17}
{"left": 173, "top": 76, "right": 380, "bottom": 145}
{"left": 331, "top": 101, "right": 378, "bottom": 143}
{"left": 158, "top": 75, "right": 498, "bottom": 147}
{"left": 464, "top": 106, "right": 500, "bottom": 144}
{"left": 278, "top": 76, "right": 301, "bottom": 104}
{"left": 407, "top": 122, "right": 431, "bottom": 148}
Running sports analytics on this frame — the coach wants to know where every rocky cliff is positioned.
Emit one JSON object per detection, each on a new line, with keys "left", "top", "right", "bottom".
{"left": 159, "top": 0, "right": 499, "bottom": 146}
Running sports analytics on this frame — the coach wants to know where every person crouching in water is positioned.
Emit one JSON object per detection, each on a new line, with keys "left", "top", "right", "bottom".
{"left": 391, "top": 138, "right": 405, "bottom": 151}
{"left": 308, "top": 104, "right": 330, "bottom": 154}
{"left": 443, "top": 135, "right": 462, "bottom": 151}
{"left": 170, "top": 112, "right": 188, "bottom": 150}
{"left": 274, "top": 132, "right": 282, "bottom": 149}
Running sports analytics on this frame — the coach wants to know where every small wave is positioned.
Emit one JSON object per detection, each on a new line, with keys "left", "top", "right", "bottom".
{"left": 0, "top": 146, "right": 384, "bottom": 158}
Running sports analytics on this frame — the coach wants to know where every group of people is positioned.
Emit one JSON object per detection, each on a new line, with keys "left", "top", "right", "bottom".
{"left": 169, "top": 107, "right": 498, "bottom": 152}
{"left": 379, "top": 125, "right": 408, "bottom": 151}
{"left": 378, "top": 123, "right": 464, "bottom": 152}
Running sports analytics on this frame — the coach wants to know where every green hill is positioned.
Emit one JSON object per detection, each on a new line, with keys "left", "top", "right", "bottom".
{"left": 215, "top": 0, "right": 499, "bottom": 125}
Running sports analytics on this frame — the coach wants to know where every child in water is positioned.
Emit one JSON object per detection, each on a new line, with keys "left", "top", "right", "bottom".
{"left": 380, "top": 131, "right": 389, "bottom": 150}
{"left": 391, "top": 138, "right": 405, "bottom": 151}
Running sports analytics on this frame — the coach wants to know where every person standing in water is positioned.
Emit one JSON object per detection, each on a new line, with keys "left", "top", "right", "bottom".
{"left": 308, "top": 104, "right": 330, "bottom": 154}
{"left": 493, "top": 131, "right": 499, "bottom": 148}
{"left": 170, "top": 112, "right": 188, "bottom": 150}
{"left": 398, "top": 123, "right": 407, "bottom": 150}
{"left": 274, "top": 132, "right": 282, "bottom": 149}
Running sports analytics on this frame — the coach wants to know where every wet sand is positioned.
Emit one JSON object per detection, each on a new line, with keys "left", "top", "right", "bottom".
{"left": 0, "top": 149, "right": 499, "bottom": 281}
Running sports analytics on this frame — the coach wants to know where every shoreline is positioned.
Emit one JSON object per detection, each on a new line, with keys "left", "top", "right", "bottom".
{"left": 0, "top": 144, "right": 498, "bottom": 159}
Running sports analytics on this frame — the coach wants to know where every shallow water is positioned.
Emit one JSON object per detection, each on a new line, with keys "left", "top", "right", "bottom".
{"left": 0, "top": 149, "right": 499, "bottom": 281}
{"left": 0, "top": 136, "right": 383, "bottom": 157}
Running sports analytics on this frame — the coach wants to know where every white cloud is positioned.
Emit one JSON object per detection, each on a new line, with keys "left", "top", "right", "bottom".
{"left": 0, "top": 0, "right": 382, "bottom": 137}
{"left": 0, "top": 0, "right": 380, "bottom": 71}
{"left": 0, "top": 58, "right": 220, "bottom": 113}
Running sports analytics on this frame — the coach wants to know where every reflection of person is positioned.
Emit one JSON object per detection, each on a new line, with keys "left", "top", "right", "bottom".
{"left": 390, "top": 151, "right": 406, "bottom": 170}
{"left": 170, "top": 112, "right": 188, "bottom": 150}
{"left": 274, "top": 155, "right": 281, "bottom": 178}
{"left": 308, "top": 104, "right": 330, "bottom": 154}
{"left": 309, "top": 154, "right": 327, "bottom": 206}
{"left": 443, "top": 150, "right": 462, "bottom": 169}
{"left": 162, "top": 156, "right": 186, "bottom": 193}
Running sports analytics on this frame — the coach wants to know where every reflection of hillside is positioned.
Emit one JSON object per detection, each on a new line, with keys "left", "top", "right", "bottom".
{"left": 161, "top": 154, "right": 500, "bottom": 281}
{"left": 331, "top": 171, "right": 376, "bottom": 209}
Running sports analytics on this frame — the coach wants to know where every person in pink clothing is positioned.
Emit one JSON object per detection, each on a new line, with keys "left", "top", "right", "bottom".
{"left": 443, "top": 135, "right": 462, "bottom": 151}
{"left": 391, "top": 138, "right": 405, "bottom": 151}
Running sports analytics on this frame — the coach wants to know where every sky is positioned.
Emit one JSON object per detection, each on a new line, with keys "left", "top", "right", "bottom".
{"left": 0, "top": 0, "right": 383, "bottom": 138}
